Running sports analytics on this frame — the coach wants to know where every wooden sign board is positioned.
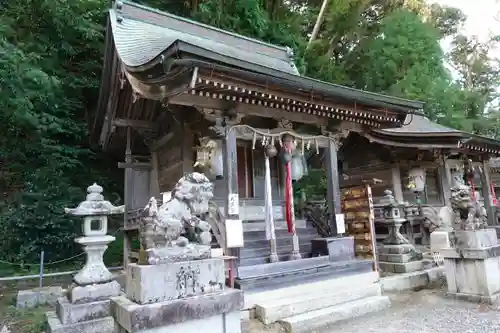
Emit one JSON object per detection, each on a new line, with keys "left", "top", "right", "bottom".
{"left": 341, "top": 184, "right": 378, "bottom": 272}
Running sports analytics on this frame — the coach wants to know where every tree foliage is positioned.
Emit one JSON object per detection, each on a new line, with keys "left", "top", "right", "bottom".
{"left": 1, "top": 0, "right": 499, "bottom": 264}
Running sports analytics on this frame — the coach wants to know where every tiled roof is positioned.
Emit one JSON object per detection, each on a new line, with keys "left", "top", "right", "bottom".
{"left": 110, "top": 2, "right": 299, "bottom": 75}
{"left": 378, "top": 114, "right": 462, "bottom": 135}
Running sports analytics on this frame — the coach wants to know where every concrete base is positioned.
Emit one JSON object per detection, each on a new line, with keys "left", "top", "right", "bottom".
{"left": 46, "top": 311, "right": 114, "bottom": 333}
{"left": 69, "top": 280, "right": 121, "bottom": 304}
{"left": 16, "top": 286, "right": 64, "bottom": 309}
{"left": 378, "top": 244, "right": 424, "bottom": 273}
{"left": 56, "top": 297, "right": 111, "bottom": 325}
{"left": 378, "top": 261, "right": 424, "bottom": 273}
{"left": 380, "top": 267, "right": 445, "bottom": 292}
{"left": 112, "top": 288, "right": 243, "bottom": 333}
{"left": 442, "top": 229, "right": 500, "bottom": 304}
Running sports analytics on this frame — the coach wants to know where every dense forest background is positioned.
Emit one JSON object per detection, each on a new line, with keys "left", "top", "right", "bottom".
{"left": 0, "top": 0, "right": 499, "bottom": 270}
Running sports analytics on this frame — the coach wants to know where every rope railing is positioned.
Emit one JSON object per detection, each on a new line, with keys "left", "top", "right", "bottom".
{"left": 0, "top": 228, "right": 123, "bottom": 267}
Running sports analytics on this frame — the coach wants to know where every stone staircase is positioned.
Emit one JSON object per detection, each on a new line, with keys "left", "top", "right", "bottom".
{"left": 247, "top": 270, "right": 389, "bottom": 333}
{"left": 240, "top": 219, "right": 318, "bottom": 267}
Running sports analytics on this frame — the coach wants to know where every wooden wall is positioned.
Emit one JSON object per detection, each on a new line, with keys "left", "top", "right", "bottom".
{"left": 154, "top": 126, "right": 195, "bottom": 193}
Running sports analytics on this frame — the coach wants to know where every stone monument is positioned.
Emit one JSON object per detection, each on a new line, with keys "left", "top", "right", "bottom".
{"left": 377, "top": 190, "right": 424, "bottom": 273}
{"left": 46, "top": 183, "right": 124, "bottom": 333}
{"left": 112, "top": 172, "right": 243, "bottom": 333}
{"left": 441, "top": 185, "right": 500, "bottom": 303}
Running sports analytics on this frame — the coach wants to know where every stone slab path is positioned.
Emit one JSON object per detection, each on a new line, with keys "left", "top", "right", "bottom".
{"left": 243, "top": 288, "right": 500, "bottom": 333}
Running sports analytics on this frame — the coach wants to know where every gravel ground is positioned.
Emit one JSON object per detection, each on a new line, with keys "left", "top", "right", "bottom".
{"left": 332, "top": 288, "right": 500, "bottom": 333}
{"left": 243, "top": 288, "right": 500, "bottom": 333}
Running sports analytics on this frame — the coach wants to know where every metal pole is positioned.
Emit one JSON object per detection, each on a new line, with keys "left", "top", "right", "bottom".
{"left": 39, "top": 250, "right": 45, "bottom": 288}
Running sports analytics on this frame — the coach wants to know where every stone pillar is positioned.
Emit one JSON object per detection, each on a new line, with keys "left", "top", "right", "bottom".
{"left": 46, "top": 184, "right": 124, "bottom": 333}
{"left": 325, "top": 138, "right": 341, "bottom": 236}
{"left": 377, "top": 190, "right": 424, "bottom": 273}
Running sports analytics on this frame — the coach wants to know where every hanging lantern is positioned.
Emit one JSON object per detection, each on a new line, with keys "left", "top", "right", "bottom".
{"left": 193, "top": 138, "right": 223, "bottom": 179}
{"left": 408, "top": 168, "right": 426, "bottom": 193}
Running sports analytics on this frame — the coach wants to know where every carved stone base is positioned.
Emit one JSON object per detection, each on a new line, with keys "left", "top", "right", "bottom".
{"left": 146, "top": 244, "right": 211, "bottom": 264}
{"left": 126, "top": 258, "right": 225, "bottom": 305}
{"left": 112, "top": 289, "right": 243, "bottom": 333}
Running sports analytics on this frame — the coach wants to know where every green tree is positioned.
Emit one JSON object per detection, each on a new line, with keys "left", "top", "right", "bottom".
{"left": 0, "top": 0, "right": 121, "bottom": 264}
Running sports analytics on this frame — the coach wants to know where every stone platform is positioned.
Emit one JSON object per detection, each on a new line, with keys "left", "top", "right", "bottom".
{"left": 441, "top": 229, "right": 500, "bottom": 304}
{"left": 378, "top": 244, "right": 424, "bottom": 274}
{"left": 46, "top": 281, "right": 120, "bottom": 333}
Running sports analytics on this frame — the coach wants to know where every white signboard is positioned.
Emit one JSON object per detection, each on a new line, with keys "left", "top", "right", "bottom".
{"left": 228, "top": 193, "right": 239, "bottom": 215}
{"left": 225, "top": 219, "right": 244, "bottom": 248}
{"left": 336, "top": 213, "right": 346, "bottom": 234}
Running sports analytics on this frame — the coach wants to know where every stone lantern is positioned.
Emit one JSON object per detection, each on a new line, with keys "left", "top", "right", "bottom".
{"left": 377, "top": 190, "right": 424, "bottom": 273}
{"left": 64, "top": 183, "right": 124, "bottom": 285}
{"left": 46, "top": 183, "right": 124, "bottom": 333}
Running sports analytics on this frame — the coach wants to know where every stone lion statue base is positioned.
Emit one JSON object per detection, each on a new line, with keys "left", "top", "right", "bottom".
{"left": 140, "top": 172, "right": 215, "bottom": 264}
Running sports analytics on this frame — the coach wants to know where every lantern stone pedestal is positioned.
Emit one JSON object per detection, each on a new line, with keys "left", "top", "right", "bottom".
{"left": 441, "top": 228, "right": 500, "bottom": 304}
{"left": 46, "top": 184, "right": 124, "bottom": 333}
{"left": 377, "top": 191, "right": 424, "bottom": 274}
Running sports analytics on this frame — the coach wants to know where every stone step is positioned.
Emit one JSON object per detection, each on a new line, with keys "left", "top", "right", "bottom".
{"left": 244, "top": 270, "right": 379, "bottom": 309}
{"left": 236, "top": 259, "right": 374, "bottom": 292}
{"left": 239, "top": 252, "right": 311, "bottom": 267}
{"left": 256, "top": 283, "right": 382, "bottom": 324}
{"left": 240, "top": 243, "right": 311, "bottom": 259}
{"left": 243, "top": 219, "right": 307, "bottom": 232}
{"left": 238, "top": 255, "right": 330, "bottom": 279}
{"left": 278, "top": 295, "right": 390, "bottom": 333}
{"left": 244, "top": 228, "right": 318, "bottom": 241}
{"left": 243, "top": 234, "right": 318, "bottom": 249}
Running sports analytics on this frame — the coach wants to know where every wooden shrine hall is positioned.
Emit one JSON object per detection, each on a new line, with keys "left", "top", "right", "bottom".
{"left": 90, "top": 0, "right": 425, "bottom": 296}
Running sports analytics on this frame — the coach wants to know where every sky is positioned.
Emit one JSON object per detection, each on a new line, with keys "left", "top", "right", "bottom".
{"left": 432, "top": 0, "right": 500, "bottom": 53}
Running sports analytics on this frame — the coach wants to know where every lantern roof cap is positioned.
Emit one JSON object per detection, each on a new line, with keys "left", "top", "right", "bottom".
{"left": 64, "top": 183, "right": 125, "bottom": 216}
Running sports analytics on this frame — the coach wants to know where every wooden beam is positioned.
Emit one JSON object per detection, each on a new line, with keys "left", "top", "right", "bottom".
{"left": 118, "top": 162, "right": 152, "bottom": 169}
{"left": 113, "top": 118, "right": 155, "bottom": 129}
{"left": 150, "top": 132, "right": 175, "bottom": 151}
{"left": 169, "top": 94, "right": 328, "bottom": 126}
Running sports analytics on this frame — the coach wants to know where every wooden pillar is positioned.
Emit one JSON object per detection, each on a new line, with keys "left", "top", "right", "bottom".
{"left": 222, "top": 125, "right": 241, "bottom": 269}
{"left": 391, "top": 164, "right": 404, "bottom": 202}
{"left": 325, "top": 138, "right": 341, "bottom": 235}
{"left": 149, "top": 151, "right": 160, "bottom": 198}
{"left": 480, "top": 159, "right": 496, "bottom": 226}
{"left": 123, "top": 127, "right": 132, "bottom": 269}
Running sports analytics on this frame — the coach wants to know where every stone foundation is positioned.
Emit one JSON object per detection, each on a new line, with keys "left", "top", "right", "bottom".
{"left": 46, "top": 281, "right": 120, "bottom": 333}
{"left": 114, "top": 257, "right": 243, "bottom": 333}
{"left": 112, "top": 289, "right": 243, "bottom": 333}
{"left": 378, "top": 244, "right": 424, "bottom": 273}
{"left": 442, "top": 229, "right": 500, "bottom": 304}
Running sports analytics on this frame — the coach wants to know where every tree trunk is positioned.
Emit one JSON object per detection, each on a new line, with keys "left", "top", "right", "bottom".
{"left": 307, "top": 0, "right": 330, "bottom": 50}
